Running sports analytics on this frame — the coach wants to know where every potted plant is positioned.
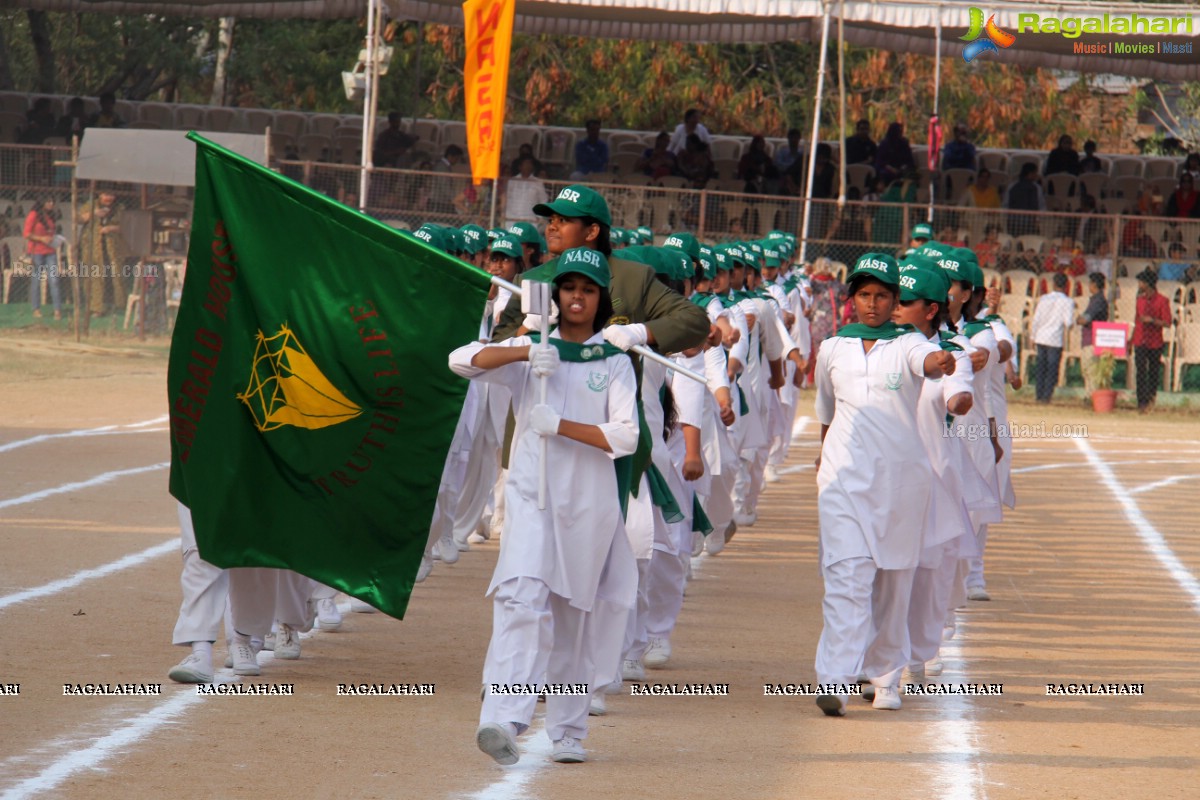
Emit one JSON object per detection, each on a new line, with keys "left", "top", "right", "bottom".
{"left": 1084, "top": 352, "right": 1118, "bottom": 413}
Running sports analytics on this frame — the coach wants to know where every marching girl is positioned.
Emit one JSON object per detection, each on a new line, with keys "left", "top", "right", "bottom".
{"left": 890, "top": 261, "right": 979, "bottom": 683}
{"left": 450, "top": 248, "right": 639, "bottom": 765}
{"left": 813, "top": 253, "right": 956, "bottom": 716}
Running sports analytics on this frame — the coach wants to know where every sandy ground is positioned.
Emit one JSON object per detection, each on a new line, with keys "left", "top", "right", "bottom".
{"left": 1, "top": 333, "right": 1199, "bottom": 800}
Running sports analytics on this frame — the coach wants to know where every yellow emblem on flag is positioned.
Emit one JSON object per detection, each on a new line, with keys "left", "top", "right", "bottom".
{"left": 239, "top": 325, "right": 362, "bottom": 431}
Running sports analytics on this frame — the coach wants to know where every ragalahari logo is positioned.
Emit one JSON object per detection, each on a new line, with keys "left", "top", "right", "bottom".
{"left": 960, "top": 7, "right": 1017, "bottom": 62}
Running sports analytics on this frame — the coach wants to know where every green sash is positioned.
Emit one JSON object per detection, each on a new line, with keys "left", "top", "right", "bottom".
{"left": 692, "top": 495, "right": 713, "bottom": 536}
{"left": 645, "top": 464, "right": 684, "bottom": 523}
{"left": 689, "top": 291, "right": 714, "bottom": 309}
{"left": 963, "top": 319, "right": 992, "bottom": 338}
{"left": 834, "top": 321, "right": 916, "bottom": 340}
{"left": 937, "top": 330, "right": 964, "bottom": 353}
{"left": 527, "top": 332, "right": 624, "bottom": 362}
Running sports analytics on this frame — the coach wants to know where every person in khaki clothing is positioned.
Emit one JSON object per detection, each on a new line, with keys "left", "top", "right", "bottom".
{"left": 78, "top": 191, "right": 129, "bottom": 317}
{"left": 492, "top": 184, "right": 712, "bottom": 354}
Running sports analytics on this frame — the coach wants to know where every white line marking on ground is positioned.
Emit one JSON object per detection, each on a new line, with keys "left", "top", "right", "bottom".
{"left": 791, "top": 415, "right": 811, "bottom": 441}
{"left": 933, "top": 630, "right": 985, "bottom": 800}
{"left": 776, "top": 464, "right": 813, "bottom": 475}
{"left": 0, "top": 539, "right": 177, "bottom": 612}
{"left": 0, "top": 462, "right": 169, "bottom": 512}
{"left": 464, "top": 721, "right": 552, "bottom": 800}
{"left": 1076, "top": 437, "right": 1200, "bottom": 616}
{"left": 0, "top": 417, "right": 168, "bottom": 455}
{"left": 1129, "top": 475, "right": 1200, "bottom": 495}
{"left": 1010, "top": 459, "right": 1200, "bottom": 475}
{"left": 0, "top": 690, "right": 203, "bottom": 800}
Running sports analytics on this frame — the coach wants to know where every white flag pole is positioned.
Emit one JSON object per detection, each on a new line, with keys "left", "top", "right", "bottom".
{"left": 490, "top": 275, "right": 708, "bottom": 385}
{"left": 523, "top": 279, "right": 553, "bottom": 511}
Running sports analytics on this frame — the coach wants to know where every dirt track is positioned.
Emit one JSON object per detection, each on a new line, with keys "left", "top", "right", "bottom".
{"left": 1, "top": 336, "right": 1199, "bottom": 800}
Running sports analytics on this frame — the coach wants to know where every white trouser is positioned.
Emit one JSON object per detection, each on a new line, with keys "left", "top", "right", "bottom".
{"left": 453, "top": 433, "right": 500, "bottom": 544}
{"left": 703, "top": 468, "right": 736, "bottom": 539}
{"left": 966, "top": 524, "right": 989, "bottom": 589}
{"left": 949, "top": 559, "right": 970, "bottom": 619}
{"left": 228, "top": 568, "right": 316, "bottom": 638}
{"left": 815, "top": 557, "right": 916, "bottom": 693}
{"left": 908, "top": 546, "right": 958, "bottom": 665}
{"left": 171, "top": 502, "right": 229, "bottom": 647}
{"left": 733, "top": 446, "right": 769, "bottom": 514}
{"left": 645, "top": 524, "right": 690, "bottom": 640}
{"left": 622, "top": 558, "right": 652, "bottom": 661}
{"left": 480, "top": 577, "right": 593, "bottom": 742}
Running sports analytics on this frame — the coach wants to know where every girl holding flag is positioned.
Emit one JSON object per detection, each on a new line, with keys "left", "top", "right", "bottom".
{"left": 813, "top": 253, "right": 956, "bottom": 716}
{"left": 450, "top": 247, "right": 639, "bottom": 766}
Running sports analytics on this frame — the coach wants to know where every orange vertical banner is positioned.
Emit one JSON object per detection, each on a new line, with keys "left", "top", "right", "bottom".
{"left": 463, "top": 0, "right": 515, "bottom": 184}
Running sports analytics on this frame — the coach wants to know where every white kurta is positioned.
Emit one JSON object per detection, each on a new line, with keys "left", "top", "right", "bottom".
{"left": 450, "top": 332, "right": 639, "bottom": 612}
{"left": 815, "top": 332, "right": 940, "bottom": 571}
{"left": 987, "top": 317, "right": 1018, "bottom": 509}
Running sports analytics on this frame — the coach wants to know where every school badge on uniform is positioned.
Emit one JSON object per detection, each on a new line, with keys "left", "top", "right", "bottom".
{"left": 884, "top": 372, "right": 903, "bottom": 391}
{"left": 587, "top": 371, "right": 610, "bottom": 392}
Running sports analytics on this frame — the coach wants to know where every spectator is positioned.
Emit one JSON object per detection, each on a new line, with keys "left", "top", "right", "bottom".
{"left": 862, "top": 175, "right": 885, "bottom": 204}
{"left": 974, "top": 224, "right": 1003, "bottom": 269}
{"left": 1136, "top": 184, "right": 1161, "bottom": 217}
{"left": 571, "top": 119, "right": 609, "bottom": 178}
{"left": 503, "top": 156, "right": 548, "bottom": 226}
{"left": 773, "top": 128, "right": 804, "bottom": 174}
{"left": 667, "top": 109, "right": 712, "bottom": 156}
{"left": 1120, "top": 217, "right": 1158, "bottom": 258}
{"left": 941, "top": 124, "right": 977, "bottom": 171}
{"left": 870, "top": 176, "right": 918, "bottom": 247}
{"left": 1131, "top": 268, "right": 1172, "bottom": 412}
{"left": 19, "top": 98, "right": 57, "bottom": 144}
{"left": 805, "top": 257, "right": 848, "bottom": 381}
{"left": 86, "top": 92, "right": 126, "bottom": 130}
{"left": 1181, "top": 153, "right": 1200, "bottom": 182}
{"left": 77, "top": 191, "right": 129, "bottom": 318}
{"left": 1075, "top": 193, "right": 1106, "bottom": 254}
{"left": 844, "top": 119, "right": 877, "bottom": 166}
{"left": 1042, "top": 235, "right": 1086, "bottom": 276}
{"left": 1004, "top": 163, "right": 1045, "bottom": 236}
{"left": 874, "top": 122, "right": 915, "bottom": 184}
{"left": 430, "top": 145, "right": 466, "bottom": 213}
{"left": 961, "top": 167, "right": 1001, "bottom": 208}
{"left": 23, "top": 196, "right": 63, "bottom": 320}
{"left": 676, "top": 134, "right": 716, "bottom": 188}
{"left": 1079, "top": 140, "right": 1104, "bottom": 174}
{"left": 1077, "top": 272, "right": 1109, "bottom": 390}
{"left": 1085, "top": 238, "right": 1114, "bottom": 281}
{"left": 736, "top": 135, "right": 779, "bottom": 193}
{"left": 56, "top": 97, "right": 88, "bottom": 141}
{"left": 1157, "top": 242, "right": 1194, "bottom": 282}
{"left": 1164, "top": 173, "right": 1200, "bottom": 219}
{"left": 1029, "top": 271, "right": 1075, "bottom": 403}
{"left": 508, "top": 143, "right": 545, "bottom": 178}
{"left": 635, "top": 131, "right": 677, "bottom": 179}
{"left": 372, "top": 112, "right": 417, "bottom": 168}
{"left": 1045, "top": 134, "right": 1080, "bottom": 177}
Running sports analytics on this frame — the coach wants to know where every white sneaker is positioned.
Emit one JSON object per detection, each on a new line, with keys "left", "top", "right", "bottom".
{"left": 901, "top": 662, "right": 925, "bottom": 684}
{"left": 816, "top": 694, "right": 846, "bottom": 717}
{"left": 872, "top": 686, "right": 902, "bottom": 710}
{"left": 705, "top": 526, "right": 727, "bottom": 556}
{"left": 603, "top": 678, "right": 624, "bottom": 695}
{"left": 691, "top": 530, "right": 705, "bottom": 557}
{"left": 967, "top": 585, "right": 991, "bottom": 601}
{"left": 476, "top": 722, "right": 519, "bottom": 766}
{"left": 621, "top": 658, "right": 646, "bottom": 681}
{"left": 764, "top": 465, "right": 781, "bottom": 483}
{"left": 468, "top": 532, "right": 487, "bottom": 545}
{"left": 223, "top": 636, "right": 262, "bottom": 668}
{"left": 551, "top": 736, "right": 587, "bottom": 763}
{"left": 275, "top": 623, "right": 301, "bottom": 659}
{"left": 433, "top": 534, "right": 459, "bottom": 564}
{"left": 230, "top": 635, "right": 261, "bottom": 676}
{"left": 942, "top": 618, "right": 957, "bottom": 641}
{"left": 316, "top": 598, "right": 342, "bottom": 632}
{"left": 588, "top": 695, "right": 607, "bottom": 716}
{"left": 643, "top": 637, "right": 671, "bottom": 669}
{"left": 724, "top": 520, "right": 739, "bottom": 542}
{"left": 261, "top": 631, "right": 276, "bottom": 652}
{"left": 925, "top": 656, "right": 944, "bottom": 677}
{"left": 168, "top": 652, "right": 213, "bottom": 684}
{"left": 350, "top": 598, "right": 377, "bottom": 614}
{"left": 415, "top": 554, "right": 433, "bottom": 583}
{"left": 733, "top": 510, "right": 757, "bottom": 527}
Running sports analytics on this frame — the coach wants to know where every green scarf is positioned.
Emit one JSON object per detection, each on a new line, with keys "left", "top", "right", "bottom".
{"left": 644, "top": 464, "right": 683, "bottom": 523}
{"left": 834, "top": 321, "right": 916, "bottom": 340}
{"left": 689, "top": 291, "right": 714, "bottom": 309}
{"left": 963, "top": 319, "right": 992, "bottom": 338}
{"left": 527, "top": 332, "right": 625, "bottom": 362}
{"left": 937, "top": 330, "right": 964, "bottom": 353}
{"left": 692, "top": 495, "right": 713, "bottom": 536}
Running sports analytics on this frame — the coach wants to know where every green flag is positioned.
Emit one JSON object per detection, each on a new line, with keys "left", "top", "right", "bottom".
{"left": 168, "top": 134, "right": 490, "bottom": 618}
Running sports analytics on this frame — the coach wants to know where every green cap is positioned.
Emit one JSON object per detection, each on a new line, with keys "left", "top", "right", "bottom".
{"left": 460, "top": 224, "right": 487, "bottom": 254}
{"left": 712, "top": 246, "right": 732, "bottom": 272}
{"left": 637, "top": 225, "right": 653, "bottom": 243}
{"left": 487, "top": 227, "right": 507, "bottom": 241}
{"left": 898, "top": 263, "right": 951, "bottom": 303}
{"left": 413, "top": 224, "right": 445, "bottom": 252}
{"left": 916, "top": 241, "right": 950, "bottom": 261}
{"left": 508, "top": 221, "right": 541, "bottom": 246}
{"left": 762, "top": 247, "right": 783, "bottom": 269}
{"left": 911, "top": 222, "right": 934, "bottom": 240}
{"left": 617, "top": 245, "right": 655, "bottom": 268}
{"left": 953, "top": 247, "right": 979, "bottom": 267}
{"left": 444, "top": 228, "right": 465, "bottom": 253}
{"left": 846, "top": 252, "right": 900, "bottom": 286}
{"left": 533, "top": 184, "right": 612, "bottom": 227}
{"left": 766, "top": 230, "right": 788, "bottom": 241}
{"left": 489, "top": 233, "right": 522, "bottom": 259}
{"left": 658, "top": 247, "right": 693, "bottom": 282}
{"left": 662, "top": 232, "right": 700, "bottom": 261}
{"left": 697, "top": 245, "right": 717, "bottom": 281}
{"left": 555, "top": 246, "right": 611, "bottom": 287}
{"left": 741, "top": 243, "right": 761, "bottom": 272}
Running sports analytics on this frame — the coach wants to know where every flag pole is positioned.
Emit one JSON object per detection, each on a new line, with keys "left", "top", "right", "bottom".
{"left": 489, "top": 275, "right": 708, "bottom": 384}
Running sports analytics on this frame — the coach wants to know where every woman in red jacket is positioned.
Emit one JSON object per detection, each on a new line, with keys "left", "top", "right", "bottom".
{"left": 23, "top": 197, "right": 63, "bottom": 320}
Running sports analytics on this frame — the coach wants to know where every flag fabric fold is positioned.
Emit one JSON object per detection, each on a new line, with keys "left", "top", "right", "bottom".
{"left": 168, "top": 133, "right": 491, "bottom": 618}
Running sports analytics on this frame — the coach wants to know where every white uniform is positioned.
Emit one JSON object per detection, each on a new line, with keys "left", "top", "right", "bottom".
{"left": 450, "top": 332, "right": 639, "bottom": 742}
{"left": 172, "top": 502, "right": 229, "bottom": 647}
{"left": 814, "top": 331, "right": 939, "bottom": 694}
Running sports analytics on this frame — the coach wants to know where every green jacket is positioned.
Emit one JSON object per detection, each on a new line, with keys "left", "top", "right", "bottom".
{"left": 492, "top": 254, "right": 710, "bottom": 354}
